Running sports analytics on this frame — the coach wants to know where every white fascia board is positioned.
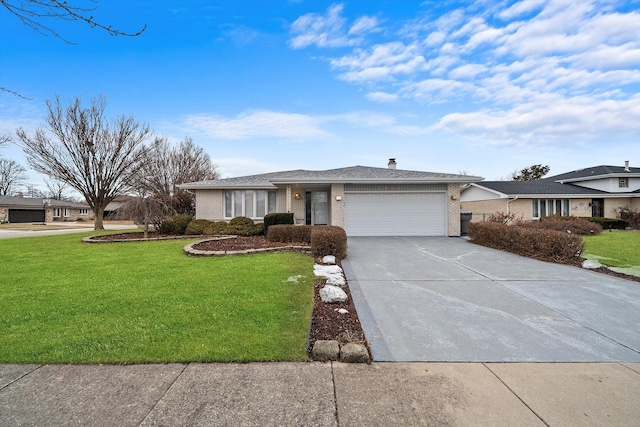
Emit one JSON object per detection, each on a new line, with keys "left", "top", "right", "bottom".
{"left": 557, "top": 173, "right": 640, "bottom": 184}
{"left": 463, "top": 183, "right": 509, "bottom": 198}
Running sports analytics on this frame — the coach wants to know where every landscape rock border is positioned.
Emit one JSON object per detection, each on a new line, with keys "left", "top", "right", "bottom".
{"left": 83, "top": 234, "right": 202, "bottom": 243}
{"left": 182, "top": 237, "right": 311, "bottom": 257}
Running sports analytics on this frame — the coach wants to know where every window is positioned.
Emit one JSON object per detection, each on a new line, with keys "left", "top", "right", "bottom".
{"left": 64, "top": 209, "right": 70, "bottom": 218}
{"left": 79, "top": 209, "right": 88, "bottom": 215}
{"left": 619, "top": 178, "right": 629, "bottom": 188}
{"left": 532, "top": 199, "right": 570, "bottom": 219}
{"left": 53, "top": 208, "right": 61, "bottom": 218}
{"left": 224, "top": 190, "right": 277, "bottom": 218}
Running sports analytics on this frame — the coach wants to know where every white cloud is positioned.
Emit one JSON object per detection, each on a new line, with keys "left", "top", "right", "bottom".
{"left": 330, "top": 42, "right": 425, "bottom": 82}
{"left": 215, "top": 157, "right": 279, "bottom": 178}
{"left": 183, "top": 110, "right": 331, "bottom": 140}
{"left": 499, "top": 0, "right": 547, "bottom": 20}
{"left": 365, "top": 91, "right": 399, "bottom": 103}
{"left": 289, "top": 3, "right": 378, "bottom": 48}
{"left": 433, "top": 94, "right": 640, "bottom": 144}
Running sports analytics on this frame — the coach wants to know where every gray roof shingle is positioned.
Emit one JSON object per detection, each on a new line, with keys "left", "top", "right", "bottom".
{"left": 180, "top": 165, "right": 482, "bottom": 189}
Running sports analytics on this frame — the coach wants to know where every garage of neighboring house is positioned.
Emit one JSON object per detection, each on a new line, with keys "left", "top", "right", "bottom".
{"left": 343, "top": 184, "right": 448, "bottom": 237}
{"left": 8, "top": 208, "right": 45, "bottom": 223}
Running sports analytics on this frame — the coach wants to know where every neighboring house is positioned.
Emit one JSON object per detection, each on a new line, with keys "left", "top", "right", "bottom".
{"left": 104, "top": 195, "right": 137, "bottom": 218}
{"left": 0, "top": 195, "right": 93, "bottom": 223}
{"left": 461, "top": 162, "right": 640, "bottom": 222}
{"left": 178, "top": 159, "right": 482, "bottom": 237}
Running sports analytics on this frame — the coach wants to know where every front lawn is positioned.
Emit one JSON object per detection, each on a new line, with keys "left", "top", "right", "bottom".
{"left": 583, "top": 230, "right": 640, "bottom": 269}
{"left": 0, "top": 233, "right": 314, "bottom": 364}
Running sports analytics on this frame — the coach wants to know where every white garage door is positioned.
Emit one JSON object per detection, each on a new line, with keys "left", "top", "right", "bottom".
{"left": 344, "top": 192, "right": 447, "bottom": 236}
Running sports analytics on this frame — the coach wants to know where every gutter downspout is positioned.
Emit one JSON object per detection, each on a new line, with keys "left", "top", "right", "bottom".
{"left": 507, "top": 195, "right": 518, "bottom": 214}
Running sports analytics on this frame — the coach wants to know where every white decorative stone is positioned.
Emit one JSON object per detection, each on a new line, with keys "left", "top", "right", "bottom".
{"left": 336, "top": 308, "right": 349, "bottom": 314}
{"left": 582, "top": 259, "right": 602, "bottom": 269}
{"left": 314, "top": 264, "right": 342, "bottom": 276}
{"left": 326, "top": 274, "right": 346, "bottom": 287}
{"left": 319, "top": 285, "right": 348, "bottom": 303}
{"left": 314, "top": 263, "right": 347, "bottom": 287}
{"left": 322, "top": 255, "right": 336, "bottom": 265}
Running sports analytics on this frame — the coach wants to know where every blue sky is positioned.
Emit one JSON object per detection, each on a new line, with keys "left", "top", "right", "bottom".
{"left": 1, "top": 0, "right": 639, "bottom": 190}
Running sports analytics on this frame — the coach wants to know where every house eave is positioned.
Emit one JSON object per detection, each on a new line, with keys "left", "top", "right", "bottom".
{"left": 270, "top": 176, "right": 483, "bottom": 185}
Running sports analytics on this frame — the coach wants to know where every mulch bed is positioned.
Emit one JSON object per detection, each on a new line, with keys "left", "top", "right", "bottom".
{"left": 191, "top": 235, "right": 309, "bottom": 251}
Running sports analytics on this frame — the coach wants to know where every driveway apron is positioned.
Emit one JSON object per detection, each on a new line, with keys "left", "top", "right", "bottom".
{"left": 343, "top": 237, "right": 640, "bottom": 362}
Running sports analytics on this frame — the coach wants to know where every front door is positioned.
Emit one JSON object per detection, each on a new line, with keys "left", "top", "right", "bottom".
{"left": 591, "top": 198, "right": 604, "bottom": 217}
{"left": 311, "top": 191, "right": 329, "bottom": 225}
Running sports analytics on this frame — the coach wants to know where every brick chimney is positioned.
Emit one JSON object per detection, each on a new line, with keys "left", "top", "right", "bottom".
{"left": 388, "top": 158, "right": 397, "bottom": 170}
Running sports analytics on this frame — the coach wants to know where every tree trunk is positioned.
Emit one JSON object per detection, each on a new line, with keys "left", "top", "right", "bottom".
{"left": 94, "top": 206, "right": 105, "bottom": 230}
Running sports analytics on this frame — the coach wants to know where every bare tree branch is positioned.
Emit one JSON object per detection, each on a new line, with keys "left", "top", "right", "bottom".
{"left": 16, "top": 94, "right": 152, "bottom": 230}
{"left": 0, "top": 0, "right": 146, "bottom": 44}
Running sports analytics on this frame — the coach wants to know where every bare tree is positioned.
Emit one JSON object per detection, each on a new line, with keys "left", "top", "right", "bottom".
{"left": 16, "top": 95, "right": 151, "bottom": 230}
{"left": 114, "top": 195, "right": 175, "bottom": 238}
{"left": 137, "top": 136, "right": 218, "bottom": 215}
{"left": 0, "top": 0, "right": 146, "bottom": 44}
{"left": 0, "top": 158, "right": 28, "bottom": 195}
{"left": 510, "top": 164, "right": 550, "bottom": 181}
{"left": 44, "top": 176, "right": 69, "bottom": 200}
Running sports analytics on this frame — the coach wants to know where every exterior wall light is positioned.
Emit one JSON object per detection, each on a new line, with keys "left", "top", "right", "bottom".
{"left": 450, "top": 195, "right": 459, "bottom": 200}
{"left": 294, "top": 193, "right": 301, "bottom": 200}
{"left": 335, "top": 196, "right": 343, "bottom": 201}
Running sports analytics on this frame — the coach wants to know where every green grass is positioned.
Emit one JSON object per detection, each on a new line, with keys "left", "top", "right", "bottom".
{"left": 0, "top": 233, "right": 314, "bottom": 364}
{"left": 583, "top": 230, "right": 640, "bottom": 268}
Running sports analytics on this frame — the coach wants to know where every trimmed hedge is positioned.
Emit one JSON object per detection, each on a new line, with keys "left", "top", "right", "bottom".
{"left": 267, "top": 224, "right": 312, "bottom": 244}
{"left": 519, "top": 216, "right": 602, "bottom": 235}
{"left": 264, "top": 213, "right": 295, "bottom": 232}
{"left": 203, "top": 221, "right": 229, "bottom": 235}
{"left": 158, "top": 214, "right": 193, "bottom": 235}
{"left": 468, "top": 222, "right": 583, "bottom": 263}
{"left": 311, "top": 226, "right": 348, "bottom": 260}
{"left": 185, "top": 219, "right": 213, "bottom": 235}
{"left": 587, "top": 217, "right": 629, "bottom": 230}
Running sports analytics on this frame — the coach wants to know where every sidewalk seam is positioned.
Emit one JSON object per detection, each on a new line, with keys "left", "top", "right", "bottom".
{"left": 330, "top": 362, "right": 340, "bottom": 427}
{"left": 138, "top": 363, "right": 188, "bottom": 426}
{"left": 0, "top": 365, "right": 43, "bottom": 392}
{"left": 482, "top": 363, "right": 550, "bottom": 427}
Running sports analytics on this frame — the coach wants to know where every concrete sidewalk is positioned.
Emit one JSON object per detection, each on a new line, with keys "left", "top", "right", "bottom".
{"left": 2, "top": 362, "right": 640, "bottom": 426}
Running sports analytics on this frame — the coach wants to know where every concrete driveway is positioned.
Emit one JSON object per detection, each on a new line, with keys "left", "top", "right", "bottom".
{"left": 343, "top": 237, "right": 640, "bottom": 362}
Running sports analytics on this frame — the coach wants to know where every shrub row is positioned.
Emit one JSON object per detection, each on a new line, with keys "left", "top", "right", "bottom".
{"left": 520, "top": 216, "right": 602, "bottom": 235}
{"left": 267, "top": 224, "right": 348, "bottom": 259}
{"left": 586, "top": 217, "right": 629, "bottom": 230}
{"left": 263, "top": 213, "right": 294, "bottom": 232}
{"left": 161, "top": 215, "right": 264, "bottom": 237}
{"left": 468, "top": 222, "right": 583, "bottom": 264}
{"left": 267, "top": 224, "right": 312, "bottom": 244}
{"left": 158, "top": 214, "right": 193, "bottom": 235}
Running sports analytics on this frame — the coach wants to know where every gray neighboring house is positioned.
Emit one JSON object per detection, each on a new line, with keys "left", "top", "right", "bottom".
{"left": 179, "top": 159, "right": 482, "bottom": 237}
{"left": 461, "top": 162, "right": 640, "bottom": 222}
{"left": 0, "top": 195, "right": 93, "bottom": 223}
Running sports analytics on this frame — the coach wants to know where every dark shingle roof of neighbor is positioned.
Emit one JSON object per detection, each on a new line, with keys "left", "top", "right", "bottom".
{"left": 547, "top": 165, "right": 640, "bottom": 181}
{"left": 0, "top": 195, "right": 89, "bottom": 209}
{"left": 471, "top": 164, "right": 640, "bottom": 196}
{"left": 179, "top": 165, "right": 482, "bottom": 189}
{"left": 474, "top": 181, "right": 609, "bottom": 196}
